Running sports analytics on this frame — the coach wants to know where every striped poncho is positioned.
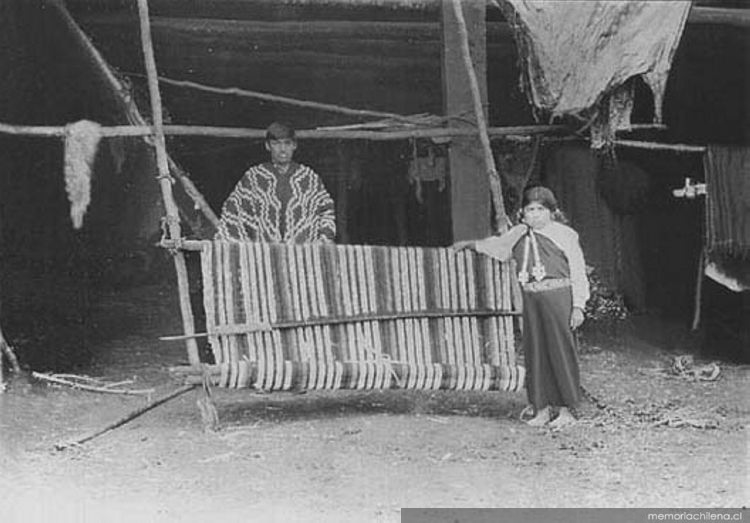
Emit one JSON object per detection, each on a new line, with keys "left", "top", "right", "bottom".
{"left": 217, "top": 162, "right": 336, "bottom": 243}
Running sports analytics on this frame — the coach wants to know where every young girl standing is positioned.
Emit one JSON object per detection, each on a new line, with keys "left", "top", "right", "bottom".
{"left": 456, "top": 186, "right": 590, "bottom": 428}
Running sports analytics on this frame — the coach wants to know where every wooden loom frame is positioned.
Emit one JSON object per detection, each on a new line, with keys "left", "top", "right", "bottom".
{"left": 168, "top": 239, "right": 525, "bottom": 392}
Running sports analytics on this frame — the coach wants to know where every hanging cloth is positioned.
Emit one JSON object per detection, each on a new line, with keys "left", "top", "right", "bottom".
{"left": 704, "top": 145, "right": 750, "bottom": 258}
{"left": 705, "top": 260, "right": 750, "bottom": 292}
{"left": 500, "top": 1, "right": 691, "bottom": 148}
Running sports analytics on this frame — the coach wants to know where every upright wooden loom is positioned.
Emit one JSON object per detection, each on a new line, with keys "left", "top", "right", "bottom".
{"left": 129, "top": 0, "right": 527, "bottom": 396}
{"left": 178, "top": 241, "right": 525, "bottom": 392}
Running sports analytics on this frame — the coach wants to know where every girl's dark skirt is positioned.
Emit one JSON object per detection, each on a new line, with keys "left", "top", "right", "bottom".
{"left": 522, "top": 285, "right": 580, "bottom": 410}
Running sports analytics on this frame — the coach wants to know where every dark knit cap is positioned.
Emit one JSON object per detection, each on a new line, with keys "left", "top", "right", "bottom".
{"left": 265, "top": 121, "right": 296, "bottom": 141}
{"left": 522, "top": 185, "right": 558, "bottom": 211}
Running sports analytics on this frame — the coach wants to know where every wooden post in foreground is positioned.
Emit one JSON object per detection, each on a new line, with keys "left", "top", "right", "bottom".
{"left": 136, "top": 0, "right": 199, "bottom": 365}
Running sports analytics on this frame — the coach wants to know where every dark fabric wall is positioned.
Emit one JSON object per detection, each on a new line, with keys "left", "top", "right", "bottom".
{"left": 0, "top": 1, "right": 167, "bottom": 268}
{"left": 0, "top": 0, "right": 170, "bottom": 369}
{"left": 68, "top": 7, "right": 529, "bottom": 248}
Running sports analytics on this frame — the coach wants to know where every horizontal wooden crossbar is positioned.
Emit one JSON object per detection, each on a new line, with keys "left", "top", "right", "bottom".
{"left": 170, "top": 361, "right": 526, "bottom": 393}
{"left": 161, "top": 308, "right": 521, "bottom": 341}
{"left": 0, "top": 120, "right": 568, "bottom": 141}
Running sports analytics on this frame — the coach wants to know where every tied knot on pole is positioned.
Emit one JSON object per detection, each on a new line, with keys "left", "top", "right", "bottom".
{"left": 156, "top": 170, "right": 175, "bottom": 184}
{"left": 159, "top": 216, "right": 183, "bottom": 254}
{"left": 361, "top": 344, "right": 406, "bottom": 389}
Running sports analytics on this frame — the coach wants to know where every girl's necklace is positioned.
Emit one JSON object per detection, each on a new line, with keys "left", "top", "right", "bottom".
{"left": 518, "top": 228, "right": 546, "bottom": 284}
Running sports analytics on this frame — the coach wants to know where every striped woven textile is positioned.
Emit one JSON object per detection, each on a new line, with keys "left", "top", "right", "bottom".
{"left": 200, "top": 241, "right": 525, "bottom": 392}
{"left": 704, "top": 146, "right": 750, "bottom": 258}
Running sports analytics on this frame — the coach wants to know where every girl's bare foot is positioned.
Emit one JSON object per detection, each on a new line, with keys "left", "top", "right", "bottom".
{"left": 549, "top": 407, "right": 576, "bottom": 429}
{"left": 525, "top": 406, "right": 551, "bottom": 427}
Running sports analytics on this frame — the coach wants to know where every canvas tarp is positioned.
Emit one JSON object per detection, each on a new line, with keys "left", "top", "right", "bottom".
{"left": 501, "top": 0, "right": 692, "bottom": 146}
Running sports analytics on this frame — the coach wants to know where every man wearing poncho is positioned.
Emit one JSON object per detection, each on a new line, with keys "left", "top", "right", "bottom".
{"left": 217, "top": 122, "right": 336, "bottom": 243}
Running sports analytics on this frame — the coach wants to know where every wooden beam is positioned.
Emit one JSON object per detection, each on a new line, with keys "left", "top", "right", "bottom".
{"left": 0, "top": 122, "right": 149, "bottom": 137}
{"left": 0, "top": 121, "right": 569, "bottom": 140}
{"left": 441, "top": 0, "right": 492, "bottom": 242}
{"left": 615, "top": 139, "right": 706, "bottom": 153}
{"left": 136, "top": 0, "right": 199, "bottom": 366}
{"left": 689, "top": 6, "right": 750, "bottom": 28}
{"left": 4, "top": 121, "right": 706, "bottom": 154}
{"left": 153, "top": 75, "right": 421, "bottom": 123}
{"left": 165, "top": 124, "right": 567, "bottom": 141}
{"left": 450, "top": 0, "right": 508, "bottom": 233}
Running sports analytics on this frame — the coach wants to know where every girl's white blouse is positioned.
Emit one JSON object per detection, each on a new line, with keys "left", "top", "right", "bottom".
{"left": 475, "top": 221, "right": 590, "bottom": 310}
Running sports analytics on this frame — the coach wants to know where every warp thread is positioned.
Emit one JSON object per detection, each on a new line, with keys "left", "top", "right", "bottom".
{"left": 64, "top": 120, "right": 102, "bottom": 229}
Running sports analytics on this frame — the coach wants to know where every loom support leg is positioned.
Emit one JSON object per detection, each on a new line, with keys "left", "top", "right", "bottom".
{"left": 692, "top": 249, "right": 705, "bottom": 331}
{"left": 136, "top": 0, "right": 200, "bottom": 365}
{"left": 0, "top": 324, "right": 21, "bottom": 393}
{"left": 197, "top": 369, "right": 220, "bottom": 432}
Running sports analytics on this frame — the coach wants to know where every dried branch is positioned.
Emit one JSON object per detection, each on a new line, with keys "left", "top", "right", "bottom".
{"left": 31, "top": 372, "right": 155, "bottom": 396}
{"left": 56, "top": 384, "right": 198, "bottom": 450}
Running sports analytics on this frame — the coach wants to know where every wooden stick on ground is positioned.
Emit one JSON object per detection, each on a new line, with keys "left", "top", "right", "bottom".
{"left": 31, "top": 372, "right": 155, "bottom": 396}
{"left": 55, "top": 384, "right": 198, "bottom": 450}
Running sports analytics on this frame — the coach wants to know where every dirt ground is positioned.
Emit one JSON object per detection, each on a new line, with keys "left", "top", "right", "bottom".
{"left": 0, "top": 282, "right": 747, "bottom": 522}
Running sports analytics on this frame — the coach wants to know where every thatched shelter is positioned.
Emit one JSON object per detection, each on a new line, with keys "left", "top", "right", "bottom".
{"left": 1, "top": 0, "right": 748, "bottom": 371}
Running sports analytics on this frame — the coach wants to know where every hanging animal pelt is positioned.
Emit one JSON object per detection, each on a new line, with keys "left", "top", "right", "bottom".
{"left": 64, "top": 119, "right": 102, "bottom": 229}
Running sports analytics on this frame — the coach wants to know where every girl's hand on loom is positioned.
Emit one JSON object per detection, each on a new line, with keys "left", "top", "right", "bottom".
{"left": 570, "top": 307, "right": 585, "bottom": 330}
{"left": 452, "top": 240, "right": 475, "bottom": 251}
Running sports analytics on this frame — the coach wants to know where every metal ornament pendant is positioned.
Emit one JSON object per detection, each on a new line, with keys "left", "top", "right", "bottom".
{"left": 518, "top": 270, "right": 529, "bottom": 284}
{"left": 531, "top": 264, "right": 546, "bottom": 282}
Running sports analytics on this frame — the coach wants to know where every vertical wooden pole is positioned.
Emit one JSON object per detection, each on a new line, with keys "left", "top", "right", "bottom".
{"left": 0, "top": 323, "right": 21, "bottom": 394}
{"left": 0, "top": 327, "right": 4, "bottom": 393}
{"left": 441, "top": 0, "right": 493, "bottom": 242}
{"left": 742, "top": 291, "right": 750, "bottom": 352}
{"left": 449, "top": 0, "right": 509, "bottom": 233}
{"left": 691, "top": 249, "right": 704, "bottom": 331}
{"left": 136, "top": 0, "right": 199, "bottom": 365}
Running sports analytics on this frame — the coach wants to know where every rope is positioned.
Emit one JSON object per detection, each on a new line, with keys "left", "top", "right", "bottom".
{"left": 160, "top": 216, "right": 183, "bottom": 253}
{"left": 579, "top": 384, "right": 622, "bottom": 420}
{"left": 362, "top": 345, "right": 407, "bottom": 389}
